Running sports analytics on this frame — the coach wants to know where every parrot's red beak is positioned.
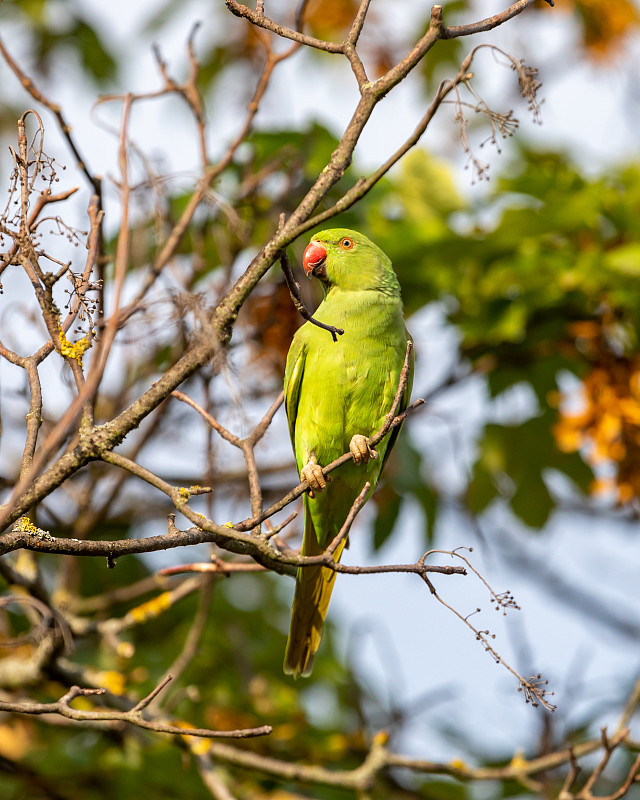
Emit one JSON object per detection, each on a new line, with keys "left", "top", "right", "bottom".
{"left": 302, "top": 241, "right": 327, "bottom": 279}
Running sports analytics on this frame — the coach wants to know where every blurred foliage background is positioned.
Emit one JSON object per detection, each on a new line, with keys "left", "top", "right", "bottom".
{"left": 1, "top": 0, "right": 640, "bottom": 798}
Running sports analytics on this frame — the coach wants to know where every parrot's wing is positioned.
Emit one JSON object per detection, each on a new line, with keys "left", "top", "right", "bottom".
{"left": 381, "top": 331, "right": 414, "bottom": 471}
{"left": 284, "top": 334, "right": 306, "bottom": 445}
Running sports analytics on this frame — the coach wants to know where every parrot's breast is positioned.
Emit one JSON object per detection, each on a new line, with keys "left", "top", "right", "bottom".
{"left": 294, "top": 289, "right": 406, "bottom": 471}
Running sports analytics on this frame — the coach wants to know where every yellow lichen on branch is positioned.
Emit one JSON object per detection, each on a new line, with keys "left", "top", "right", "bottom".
{"left": 58, "top": 325, "right": 91, "bottom": 365}
{"left": 12, "top": 517, "right": 51, "bottom": 538}
{"left": 129, "top": 592, "right": 173, "bottom": 624}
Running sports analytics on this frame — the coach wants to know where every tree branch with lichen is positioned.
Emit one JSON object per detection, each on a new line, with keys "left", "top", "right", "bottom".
{"left": 0, "top": 4, "right": 576, "bottom": 796}
{"left": 0, "top": 1, "right": 544, "bottom": 538}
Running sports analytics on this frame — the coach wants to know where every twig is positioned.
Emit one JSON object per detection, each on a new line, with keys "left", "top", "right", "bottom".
{"left": 442, "top": 0, "right": 554, "bottom": 40}
{"left": 263, "top": 511, "right": 298, "bottom": 540}
{"left": 131, "top": 674, "right": 174, "bottom": 712}
{"left": 19, "top": 358, "right": 43, "bottom": 480}
{"left": 0, "top": 681, "right": 271, "bottom": 739}
{"left": 101, "top": 449, "right": 211, "bottom": 509}
{"left": 0, "top": 36, "right": 102, "bottom": 196}
{"left": 172, "top": 389, "right": 285, "bottom": 524}
{"left": 165, "top": 725, "right": 629, "bottom": 794}
{"left": 151, "top": 23, "right": 208, "bottom": 168}
{"left": 280, "top": 249, "right": 344, "bottom": 342}
{"left": 372, "top": 341, "right": 413, "bottom": 441}
{"left": 191, "top": 752, "right": 239, "bottom": 800}
{"left": 326, "top": 482, "right": 370, "bottom": 556}
{"left": 225, "top": 0, "right": 344, "bottom": 53}
{"left": 616, "top": 676, "right": 640, "bottom": 733}
{"left": 418, "top": 547, "right": 556, "bottom": 712}
{"left": 172, "top": 390, "right": 240, "bottom": 446}
{"left": 574, "top": 727, "right": 640, "bottom": 800}
{"left": 85, "top": 94, "right": 132, "bottom": 393}
{"left": 158, "top": 559, "right": 269, "bottom": 577}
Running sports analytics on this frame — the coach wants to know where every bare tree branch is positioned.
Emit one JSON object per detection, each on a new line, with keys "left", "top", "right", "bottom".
{"left": 0, "top": 679, "right": 271, "bottom": 739}
{"left": 0, "top": 36, "right": 102, "bottom": 196}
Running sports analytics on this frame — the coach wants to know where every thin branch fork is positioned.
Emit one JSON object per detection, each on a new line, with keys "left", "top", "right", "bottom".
{"left": 171, "top": 388, "right": 284, "bottom": 523}
{"left": 226, "top": 0, "right": 547, "bottom": 92}
{"left": 111, "top": 17, "right": 298, "bottom": 331}
{"left": 0, "top": 677, "right": 271, "bottom": 739}
{"left": 167, "top": 713, "right": 636, "bottom": 794}
{"left": 569, "top": 727, "right": 640, "bottom": 800}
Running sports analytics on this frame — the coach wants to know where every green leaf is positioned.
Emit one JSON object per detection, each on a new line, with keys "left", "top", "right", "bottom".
{"left": 416, "top": 482, "right": 439, "bottom": 543}
{"left": 467, "top": 460, "right": 499, "bottom": 515}
{"left": 470, "top": 409, "right": 593, "bottom": 528}
{"left": 511, "top": 471, "right": 553, "bottom": 528}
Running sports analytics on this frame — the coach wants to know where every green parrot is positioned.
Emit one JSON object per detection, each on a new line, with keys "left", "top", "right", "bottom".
{"left": 283, "top": 228, "right": 413, "bottom": 678}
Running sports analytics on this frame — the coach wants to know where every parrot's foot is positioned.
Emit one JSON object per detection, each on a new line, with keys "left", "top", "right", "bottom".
{"left": 301, "top": 461, "right": 328, "bottom": 498}
{"left": 350, "top": 434, "right": 378, "bottom": 465}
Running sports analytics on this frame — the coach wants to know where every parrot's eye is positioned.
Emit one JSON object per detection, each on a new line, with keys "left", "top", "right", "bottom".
{"left": 340, "top": 238, "right": 354, "bottom": 250}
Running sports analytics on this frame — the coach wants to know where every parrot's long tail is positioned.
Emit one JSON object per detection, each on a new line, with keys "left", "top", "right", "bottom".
{"left": 283, "top": 509, "right": 347, "bottom": 679}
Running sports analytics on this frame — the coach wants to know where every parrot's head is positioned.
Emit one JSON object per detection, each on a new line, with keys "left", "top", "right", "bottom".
{"left": 302, "top": 228, "right": 400, "bottom": 294}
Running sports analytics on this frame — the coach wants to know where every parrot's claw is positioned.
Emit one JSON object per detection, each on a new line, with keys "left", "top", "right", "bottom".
{"left": 350, "top": 434, "right": 378, "bottom": 465}
{"left": 301, "top": 462, "right": 327, "bottom": 496}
